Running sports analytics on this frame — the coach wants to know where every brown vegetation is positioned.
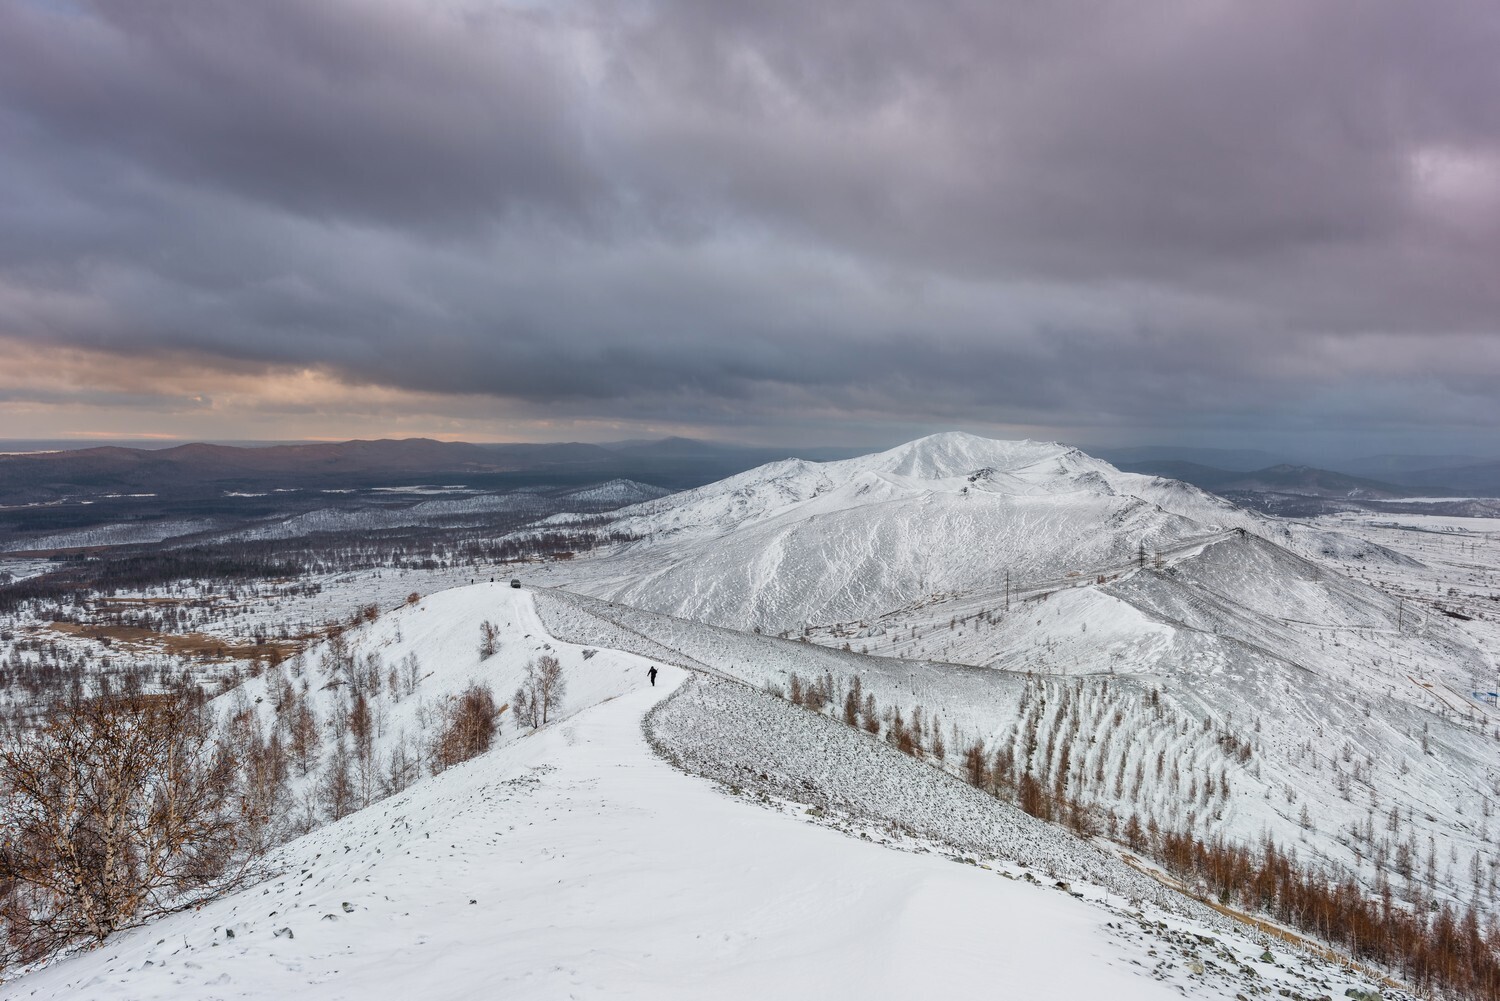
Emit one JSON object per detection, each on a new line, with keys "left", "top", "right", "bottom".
{"left": 429, "top": 683, "right": 502, "bottom": 774}
{"left": 775, "top": 669, "right": 1500, "bottom": 1001}
{"left": 0, "top": 691, "right": 262, "bottom": 970}
{"left": 46, "top": 621, "right": 300, "bottom": 664}
{"left": 1146, "top": 831, "right": 1500, "bottom": 1000}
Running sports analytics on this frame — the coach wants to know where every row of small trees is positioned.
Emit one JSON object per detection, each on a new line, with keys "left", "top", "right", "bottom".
{"left": 775, "top": 668, "right": 1500, "bottom": 1001}
{"left": 1152, "top": 830, "right": 1500, "bottom": 1000}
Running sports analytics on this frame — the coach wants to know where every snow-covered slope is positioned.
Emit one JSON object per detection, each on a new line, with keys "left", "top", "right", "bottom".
{"left": 529, "top": 584, "right": 1499, "bottom": 929}
{"left": 4, "top": 583, "right": 1398, "bottom": 1001}
{"left": 545, "top": 432, "right": 1395, "bottom": 633}
{"left": 519, "top": 434, "right": 1498, "bottom": 926}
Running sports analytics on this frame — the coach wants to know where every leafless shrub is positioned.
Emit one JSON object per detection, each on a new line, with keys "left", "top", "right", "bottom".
{"left": 0, "top": 692, "right": 262, "bottom": 968}
{"left": 430, "top": 683, "right": 502, "bottom": 774}
{"left": 513, "top": 656, "right": 566, "bottom": 729}
{"left": 478, "top": 620, "right": 500, "bottom": 660}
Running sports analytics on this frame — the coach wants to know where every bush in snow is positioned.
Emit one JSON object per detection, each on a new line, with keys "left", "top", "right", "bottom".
{"left": 478, "top": 620, "right": 500, "bottom": 660}
{"left": 0, "top": 691, "right": 264, "bottom": 967}
{"left": 429, "top": 683, "right": 501, "bottom": 774}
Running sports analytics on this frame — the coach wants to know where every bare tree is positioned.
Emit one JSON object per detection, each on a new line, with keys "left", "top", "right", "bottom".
{"left": 401, "top": 653, "right": 421, "bottom": 698}
{"left": 513, "top": 655, "right": 566, "bottom": 728}
{"left": 963, "top": 741, "right": 988, "bottom": 787}
{"left": 318, "top": 736, "right": 356, "bottom": 822}
{"left": 0, "top": 692, "right": 260, "bottom": 967}
{"left": 349, "top": 693, "right": 376, "bottom": 808}
{"left": 382, "top": 730, "right": 419, "bottom": 796}
{"left": 319, "top": 630, "right": 353, "bottom": 685}
{"left": 478, "top": 620, "right": 500, "bottom": 660}
{"left": 430, "top": 684, "right": 501, "bottom": 773}
{"left": 287, "top": 691, "right": 321, "bottom": 776}
{"left": 843, "top": 676, "right": 862, "bottom": 726}
{"left": 349, "top": 692, "right": 374, "bottom": 765}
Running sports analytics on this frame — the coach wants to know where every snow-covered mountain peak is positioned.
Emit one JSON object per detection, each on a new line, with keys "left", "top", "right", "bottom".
{"left": 853, "top": 432, "right": 1074, "bottom": 481}
{"left": 547, "top": 432, "right": 1420, "bottom": 643}
{"left": 592, "top": 433, "right": 1216, "bottom": 545}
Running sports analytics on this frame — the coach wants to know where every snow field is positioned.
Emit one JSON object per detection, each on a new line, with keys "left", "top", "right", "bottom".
{"left": 532, "top": 579, "right": 1500, "bottom": 925}
{"left": 5, "top": 586, "right": 1402, "bottom": 1001}
{"left": 646, "top": 673, "right": 1402, "bottom": 1000}
{"left": 518, "top": 435, "right": 1500, "bottom": 924}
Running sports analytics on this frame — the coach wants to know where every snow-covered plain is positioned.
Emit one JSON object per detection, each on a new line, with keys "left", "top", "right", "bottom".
{"left": 2, "top": 588, "right": 1400, "bottom": 1001}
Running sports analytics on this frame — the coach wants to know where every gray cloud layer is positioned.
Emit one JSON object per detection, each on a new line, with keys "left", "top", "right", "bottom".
{"left": 1, "top": 0, "right": 1497, "bottom": 449}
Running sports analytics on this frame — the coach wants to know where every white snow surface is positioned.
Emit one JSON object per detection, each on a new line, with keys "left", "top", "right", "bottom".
{"left": 543, "top": 432, "right": 1399, "bottom": 633}
{"left": 6, "top": 438, "right": 1494, "bottom": 999}
{"left": 522, "top": 436, "right": 1498, "bottom": 925}
{"left": 3, "top": 585, "right": 1400, "bottom": 1001}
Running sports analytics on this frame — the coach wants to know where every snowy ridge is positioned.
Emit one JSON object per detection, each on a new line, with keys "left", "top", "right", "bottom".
{"left": 5, "top": 583, "right": 1407, "bottom": 1001}
{"left": 546, "top": 432, "right": 1397, "bottom": 633}
{"left": 1, "top": 519, "right": 220, "bottom": 553}
{"left": 222, "top": 494, "right": 555, "bottom": 541}
{"left": 557, "top": 478, "right": 672, "bottom": 506}
{"left": 533, "top": 456, "right": 1500, "bottom": 928}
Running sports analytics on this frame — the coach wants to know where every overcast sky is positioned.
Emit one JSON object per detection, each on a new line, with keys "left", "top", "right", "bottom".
{"left": 1, "top": 0, "right": 1497, "bottom": 459}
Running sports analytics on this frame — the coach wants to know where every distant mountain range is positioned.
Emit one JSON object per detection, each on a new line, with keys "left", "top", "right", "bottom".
{"left": 1370, "top": 458, "right": 1500, "bottom": 495}
{"left": 1113, "top": 459, "right": 1500, "bottom": 516}
{"left": 2, "top": 436, "right": 1495, "bottom": 512}
{"left": 1092, "top": 447, "right": 1500, "bottom": 496}
{"left": 0, "top": 437, "right": 871, "bottom": 506}
{"left": 1113, "top": 460, "right": 1417, "bottom": 499}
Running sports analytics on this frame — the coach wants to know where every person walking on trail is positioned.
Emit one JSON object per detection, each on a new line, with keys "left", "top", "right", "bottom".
{"left": 648, "top": 666, "right": 658, "bottom": 687}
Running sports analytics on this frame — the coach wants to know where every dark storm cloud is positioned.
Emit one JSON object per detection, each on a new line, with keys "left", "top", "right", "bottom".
{"left": 0, "top": 0, "right": 1498, "bottom": 446}
{"left": 0, "top": 0, "right": 600, "bottom": 232}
